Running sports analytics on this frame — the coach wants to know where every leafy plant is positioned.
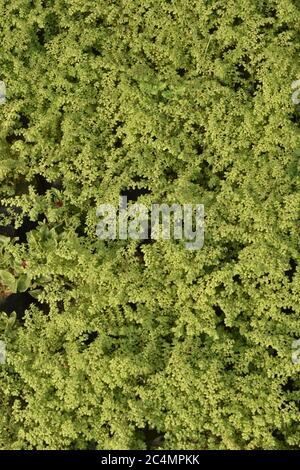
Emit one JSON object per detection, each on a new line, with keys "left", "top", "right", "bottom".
{"left": 0, "top": 0, "right": 299, "bottom": 451}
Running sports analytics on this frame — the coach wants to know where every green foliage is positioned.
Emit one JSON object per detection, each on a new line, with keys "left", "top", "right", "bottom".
{"left": 0, "top": 0, "right": 300, "bottom": 450}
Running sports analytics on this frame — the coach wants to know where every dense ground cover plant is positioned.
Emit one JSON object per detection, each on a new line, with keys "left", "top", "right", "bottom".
{"left": 0, "top": 0, "right": 299, "bottom": 450}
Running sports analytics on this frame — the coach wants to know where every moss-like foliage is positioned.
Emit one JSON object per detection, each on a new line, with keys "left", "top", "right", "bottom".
{"left": 0, "top": 0, "right": 300, "bottom": 450}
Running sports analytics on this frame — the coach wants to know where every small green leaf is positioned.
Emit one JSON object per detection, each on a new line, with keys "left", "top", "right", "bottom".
{"left": 0, "top": 235, "right": 10, "bottom": 244}
{"left": 4, "top": 312, "right": 17, "bottom": 334}
{"left": 0, "top": 270, "right": 17, "bottom": 292}
{"left": 7, "top": 312, "right": 16, "bottom": 328}
{"left": 28, "top": 289, "right": 43, "bottom": 299}
{"left": 17, "top": 274, "right": 31, "bottom": 293}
